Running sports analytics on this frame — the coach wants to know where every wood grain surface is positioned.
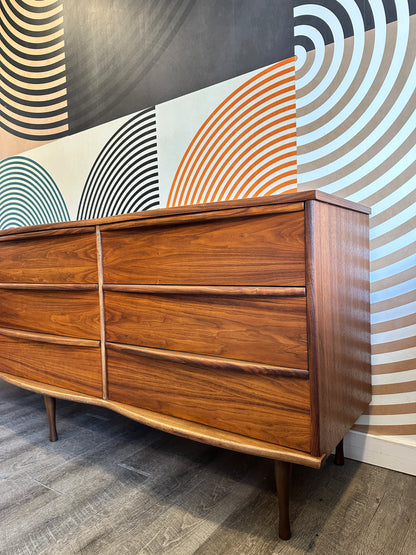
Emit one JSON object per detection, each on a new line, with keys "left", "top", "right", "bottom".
{"left": 102, "top": 211, "right": 306, "bottom": 286}
{"left": 0, "top": 225, "right": 96, "bottom": 242}
{"left": 103, "top": 284, "right": 307, "bottom": 297}
{"left": 0, "top": 335, "right": 102, "bottom": 396}
{"left": 0, "top": 327, "right": 99, "bottom": 347}
{"left": 0, "top": 232, "right": 98, "bottom": 283}
{"left": 0, "top": 191, "right": 371, "bottom": 469}
{"left": 305, "top": 201, "right": 371, "bottom": 456}
{"left": 106, "top": 346, "right": 311, "bottom": 452}
{"left": 0, "top": 289, "right": 100, "bottom": 339}
{"left": 105, "top": 291, "right": 308, "bottom": 369}
{"left": 100, "top": 202, "right": 305, "bottom": 231}
{"left": 106, "top": 343, "right": 309, "bottom": 379}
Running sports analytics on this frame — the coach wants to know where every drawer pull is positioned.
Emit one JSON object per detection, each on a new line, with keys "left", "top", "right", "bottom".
{"left": 107, "top": 342, "right": 309, "bottom": 379}
{"left": 0, "top": 327, "right": 100, "bottom": 348}
{"left": 99, "top": 202, "right": 305, "bottom": 231}
{"left": 0, "top": 283, "right": 98, "bottom": 291}
{"left": 0, "top": 226, "right": 96, "bottom": 242}
{"left": 103, "top": 285, "right": 306, "bottom": 297}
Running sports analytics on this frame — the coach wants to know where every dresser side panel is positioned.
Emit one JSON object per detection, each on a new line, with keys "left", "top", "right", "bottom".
{"left": 306, "top": 201, "right": 371, "bottom": 456}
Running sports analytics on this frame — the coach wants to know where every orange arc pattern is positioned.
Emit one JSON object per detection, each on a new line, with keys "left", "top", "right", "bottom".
{"left": 168, "top": 58, "right": 297, "bottom": 207}
{"left": 193, "top": 104, "right": 296, "bottom": 205}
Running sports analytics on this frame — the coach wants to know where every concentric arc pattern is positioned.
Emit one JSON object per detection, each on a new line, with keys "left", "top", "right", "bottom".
{"left": 0, "top": 156, "right": 69, "bottom": 229}
{"left": 295, "top": 0, "right": 416, "bottom": 438}
{"left": 77, "top": 108, "right": 160, "bottom": 220}
{"left": 168, "top": 58, "right": 297, "bottom": 207}
{"left": 0, "top": 0, "right": 69, "bottom": 141}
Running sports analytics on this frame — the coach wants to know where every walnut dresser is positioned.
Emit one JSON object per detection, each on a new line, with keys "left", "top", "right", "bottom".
{"left": 0, "top": 190, "right": 371, "bottom": 539}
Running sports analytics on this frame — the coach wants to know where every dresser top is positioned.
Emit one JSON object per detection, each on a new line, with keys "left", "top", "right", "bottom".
{"left": 0, "top": 189, "right": 370, "bottom": 238}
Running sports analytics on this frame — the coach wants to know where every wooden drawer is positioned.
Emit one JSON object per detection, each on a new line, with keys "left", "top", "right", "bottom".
{"left": 0, "top": 231, "right": 97, "bottom": 283}
{"left": 102, "top": 211, "right": 305, "bottom": 286}
{"left": 107, "top": 344, "right": 311, "bottom": 452}
{"left": 0, "top": 288, "right": 100, "bottom": 339}
{"left": 0, "top": 332, "right": 102, "bottom": 396}
{"left": 105, "top": 290, "right": 308, "bottom": 369}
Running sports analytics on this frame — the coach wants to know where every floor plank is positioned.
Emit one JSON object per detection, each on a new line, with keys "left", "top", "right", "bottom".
{"left": 0, "top": 380, "right": 414, "bottom": 555}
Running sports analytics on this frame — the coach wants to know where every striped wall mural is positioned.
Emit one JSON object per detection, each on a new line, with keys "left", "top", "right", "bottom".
{"left": 0, "top": 0, "right": 415, "bottom": 448}
{"left": 0, "top": 0, "right": 68, "bottom": 157}
{"left": 0, "top": 156, "right": 69, "bottom": 229}
{"left": 295, "top": 0, "right": 416, "bottom": 440}
{"left": 77, "top": 108, "right": 159, "bottom": 220}
{"left": 167, "top": 59, "right": 297, "bottom": 207}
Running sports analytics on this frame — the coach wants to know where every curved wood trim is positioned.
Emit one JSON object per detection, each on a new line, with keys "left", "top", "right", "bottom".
{"left": 96, "top": 226, "right": 108, "bottom": 399}
{"left": 0, "top": 327, "right": 100, "bottom": 348}
{"left": 107, "top": 342, "right": 309, "bottom": 379}
{"left": 0, "top": 372, "right": 325, "bottom": 468}
{"left": 0, "top": 283, "right": 98, "bottom": 291}
{"left": 99, "top": 202, "right": 305, "bottom": 231}
{"left": 0, "top": 226, "right": 96, "bottom": 242}
{"left": 103, "top": 284, "right": 306, "bottom": 297}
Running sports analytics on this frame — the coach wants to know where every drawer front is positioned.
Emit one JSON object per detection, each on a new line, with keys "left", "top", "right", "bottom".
{"left": 105, "top": 291, "right": 308, "bottom": 369}
{"left": 107, "top": 346, "right": 311, "bottom": 452}
{"left": 0, "top": 335, "right": 102, "bottom": 396}
{"left": 102, "top": 211, "right": 305, "bottom": 286}
{"left": 0, "top": 289, "right": 100, "bottom": 340}
{"left": 0, "top": 233, "right": 98, "bottom": 283}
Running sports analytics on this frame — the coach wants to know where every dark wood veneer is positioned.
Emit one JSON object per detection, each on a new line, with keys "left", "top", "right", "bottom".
{"left": 105, "top": 291, "right": 308, "bottom": 368}
{"left": 0, "top": 232, "right": 98, "bottom": 284}
{"left": 305, "top": 201, "right": 371, "bottom": 456}
{"left": 102, "top": 211, "right": 306, "bottom": 286}
{"left": 106, "top": 344, "right": 312, "bottom": 452}
{"left": 0, "top": 334, "right": 101, "bottom": 396}
{"left": 0, "top": 288, "right": 100, "bottom": 339}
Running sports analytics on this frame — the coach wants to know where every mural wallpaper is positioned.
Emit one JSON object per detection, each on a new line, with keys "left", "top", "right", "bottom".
{"left": 294, "top": 0, "right": 416, "bottom": 442}
{"left": 0, "top": 155, "right": 69, "bottom": 228}
{"left": 0, "top": 0, "right": 68, "bottom": 156}
{"left": 0, "top": 0, "right": 415, "bottom": 450}
{"left": 77, "top": 107, "right": 159, "bottom": 219}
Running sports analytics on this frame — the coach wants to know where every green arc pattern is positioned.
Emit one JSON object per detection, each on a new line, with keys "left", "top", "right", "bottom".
{"left": 0, "top": 156, "right": 69, "bottom": 229}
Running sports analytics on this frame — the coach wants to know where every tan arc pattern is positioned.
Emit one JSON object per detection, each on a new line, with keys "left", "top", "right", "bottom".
{"left": 0, "top": 0, "right": 69, "bottom": 155}
{"left": 296, "top": 8, "right": 416, "bottom": 438}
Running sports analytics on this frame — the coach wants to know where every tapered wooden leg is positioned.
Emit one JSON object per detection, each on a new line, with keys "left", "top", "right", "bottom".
{"left": 334, "top": 439, "right": 344, "bottom": 465}
{"left": 274, "top": 460, "right": 292, "bottom": 540}
{"left": 44, "top": 395, "right": 58, "bottom": 442}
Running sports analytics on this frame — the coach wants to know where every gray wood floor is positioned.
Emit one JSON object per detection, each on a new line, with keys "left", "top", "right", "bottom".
{"left": 0, "top": 379, "right": 415, "bottom": 555}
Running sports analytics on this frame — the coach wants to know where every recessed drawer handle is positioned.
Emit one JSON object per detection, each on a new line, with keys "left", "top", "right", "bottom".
{"left": 103, "top": 285, "right": 306, "bottom": 297}
{"left": 0, "top": 327, "right": 100, "bottom": 348}
{"left": 0, "top": 283, "right": 98, "bottom": 291}
{"left": 107, "top": 342, "right": 309, "bottom": 379}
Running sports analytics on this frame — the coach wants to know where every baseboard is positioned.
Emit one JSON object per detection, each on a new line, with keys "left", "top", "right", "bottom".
{"left": 344, "top": 430, "right": 416, "bottom": 476}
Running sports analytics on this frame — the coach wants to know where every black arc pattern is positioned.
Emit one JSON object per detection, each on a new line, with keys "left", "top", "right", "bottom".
{"left": 77, "top": 108, "right": 159, "bottom": 220}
